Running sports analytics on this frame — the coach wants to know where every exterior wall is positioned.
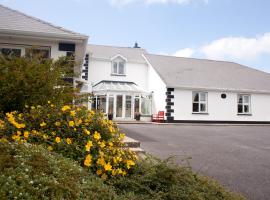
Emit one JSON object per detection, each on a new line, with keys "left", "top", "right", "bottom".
{"left": 148, "top": 64, "right": 167, "bottom": 114}
{"left": 174, "top": 89, "right": 270, "bottom": 122}
{"left": 0, "top": 37, "right": 67, "bottom": 59}
{"left": 88, "top": 58, "right": 149, "bottom": 89}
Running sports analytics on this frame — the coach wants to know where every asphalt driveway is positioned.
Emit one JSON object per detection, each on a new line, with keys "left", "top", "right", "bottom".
{"left": 119, "top": 124, "right": 270, "bottom": 200}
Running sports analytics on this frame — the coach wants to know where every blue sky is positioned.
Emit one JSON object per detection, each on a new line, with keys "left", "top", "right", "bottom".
{"left": 1, "top": 0, "right": 270, "bottom": 72}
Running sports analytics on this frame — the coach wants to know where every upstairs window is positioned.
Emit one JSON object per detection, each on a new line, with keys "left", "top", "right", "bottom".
{"left": 238, "top": 94, "right": 251, "bottom": 114}
{"left": 192, "top": 92, "right": 208, "bottom": 113}
{"left": 111, "top": 56, "right": 126, "bottom": 75}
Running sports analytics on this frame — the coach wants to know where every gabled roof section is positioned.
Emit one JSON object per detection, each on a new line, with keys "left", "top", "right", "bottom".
{"left": 144, "top": 53, "right": 270, "bottom": 93}
{"left": 87, "top": 44, "right": 147, "bottom": 63}
{"left": 111, "top": 54, "right": 127, "bottom": 61}
{"left": 0, "top": 4, "right": 88, "bottom": 40}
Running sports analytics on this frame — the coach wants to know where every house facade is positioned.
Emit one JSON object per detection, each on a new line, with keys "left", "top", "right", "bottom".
{"left": 83, "top": 44, "right": 270, "bottom": 123}
{"left": 81, "top": 44, "right": 154, "bottom": 121}
{"left": 0, "top": 5, "right": 88, "bottom": 78}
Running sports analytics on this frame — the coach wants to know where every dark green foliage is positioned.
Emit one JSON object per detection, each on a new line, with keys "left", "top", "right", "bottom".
{"left": 0, "top": 55, "right": 77, "bottom": 112}
{"left": 0, "top": 142, "right": 117, "bottom": 200}
{"left": 108, "top": 157, "right": 246, "bottom": 200}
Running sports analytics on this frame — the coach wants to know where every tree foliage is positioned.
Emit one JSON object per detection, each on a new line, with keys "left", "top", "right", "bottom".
{"left": 0, "top": 54, "right": 78, "bottom": 112}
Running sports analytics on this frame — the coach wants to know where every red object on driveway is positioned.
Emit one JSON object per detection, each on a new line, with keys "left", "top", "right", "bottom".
{"left": 152, "top": 111, "right": 165, "bottom": 123}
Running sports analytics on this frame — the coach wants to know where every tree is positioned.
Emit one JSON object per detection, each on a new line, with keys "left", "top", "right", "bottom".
{"left": 0, "top": 54, "right": 81, "bottom": 112}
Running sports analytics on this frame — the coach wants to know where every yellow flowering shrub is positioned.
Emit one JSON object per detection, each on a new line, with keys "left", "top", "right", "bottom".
{"left": 0, "top": 103, "right": 137, "bottom": 179}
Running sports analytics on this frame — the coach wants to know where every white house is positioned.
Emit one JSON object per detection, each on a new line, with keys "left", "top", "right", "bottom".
{"left": 83, "top": 44, "right": 270, "bottom": 123}
{"left": 81, "top": 44, "right": 153, "bottom": 121}
{"left": 0, "top": 4, "right": 88, "bottom": 78}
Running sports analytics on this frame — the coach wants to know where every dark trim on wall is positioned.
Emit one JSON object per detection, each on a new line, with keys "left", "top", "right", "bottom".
{"left": 167, "top": 102, "right": 174, "bottom": 106}
{"left": 166, "top": 117, "right": 174, "bottom": 122}
{"left": 167, "top": 120, "right": 270, "bottom": 124}
{"left": 59, "top": 43, "right": 75, "bottom": 52}
{"left": 167, "top": 88, "right": 175, "bottom": 92}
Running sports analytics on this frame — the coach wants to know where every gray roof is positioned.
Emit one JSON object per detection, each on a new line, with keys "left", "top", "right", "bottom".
{"left": 87, "top": 44, "right": 147, "bottom": 63}
{"left": 0, "top": 4, "right": 88, "bottom": 40}
{"left": 145, "top": 54, "right": 270, "bottom": 93}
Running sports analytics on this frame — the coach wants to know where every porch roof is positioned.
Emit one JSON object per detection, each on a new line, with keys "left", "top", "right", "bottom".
{"left": 93, "top": 81, "right": 148, "bottom": 94}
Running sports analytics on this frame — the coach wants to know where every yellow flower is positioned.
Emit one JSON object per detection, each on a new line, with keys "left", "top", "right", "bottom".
{"left": 31, "top": 106, "right": 35, "bottom": 110}
{"left": 104, "top": 163, "right": 112, "bottom": 171}
{"left": 12, "top": 134, "right": 20, "bottom": 141}
{"left": 55, "top": 137, "right": 61, "bottom": 143}
{"left": 126, "top": 160, "right": 136, "bottom": 169}
{"left": 119, "top": 133, "right": 125, "bottom": 140}
{"left": 55, "top": 121, "right": 61, "bottom": 126}
{"left": 97, "top": 157, "right": 106, "bottom": 166}
{"left": 23, "top": 131, "right": 29, "bottom": 139}
{"left": 0, "top": 137, "right": 8, "bottom": 143}
{"left": 47, "top": 101, "right": 51, "bottom": 104}
{"left": 47, "top": 146, "right": 53, "bottom": 151}
{"left": 93, "top": 131, "right": 101, "bottom": 140}
{"left": 40, "top": 122, "right": 46, "bottom": 127}
{"left": 84, "top": 154, "right": 92, "bottom": 167}
{"left": 96, "top": 169, "right": 103, "bottom": 176}
{"left": 111, "top": 169, "right": 117, "bottom": 176}
{"left": 66, "top": 138, "right": 72, "bottom": 145}
{"left": 84, "top": 129, "right": 90, "bottom": 135}
{"left": 0, "top": 120, "right": 5, "bottom": 129}
{"left": 85, "top": 140, "right": 93, "bottom": 152}
{"left": 68, "top": 121, "right": 75, "bottom": 127}
{"left": 99, "top": 141, "right": 106, "bottom": 148}
{"left": 70, "top": 110, "right": 76, "bottom": 117}
{"left": 43, "top": 134, "right": 48, "bottom": 139}
{"left": 108, "top": 142, "right": 113, "bottom": 147}
{"left": 61, "top": 105, "right": 71, "bottom": 112}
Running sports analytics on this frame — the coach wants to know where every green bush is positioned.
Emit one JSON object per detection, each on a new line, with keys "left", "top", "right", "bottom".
{"left": 108, "top": 157, "right": 246, "bottom": 200}
{"left": 0, "top": 55, "right": 77, "bottom": 112}
{"left": 0, "top": 103, "right": 137, "bottom": 179}
{"left": 0, "top": 142, "right": 118, "bottom": 200}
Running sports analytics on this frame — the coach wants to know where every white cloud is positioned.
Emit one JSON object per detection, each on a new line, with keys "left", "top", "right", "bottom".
{"left": 173, "top": 48, "right": 194, "bottom": 57}
{"left": 109, "top": 0, "right": 208, "bottom": 7}
{"left": 200, "top": 33, "right": 270, "bottom": 60}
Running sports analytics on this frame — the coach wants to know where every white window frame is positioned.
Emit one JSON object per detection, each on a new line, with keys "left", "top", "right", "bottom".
{"left": 0, "top": 44, "right": 25, "bottom": 57}
{"left": 237, "top": 94, "right": 251, "bottom": 115}
{"left": 111, "top": 55, "right": 126, "bottom": 76}
{"left": 192, "top": 91, "right": 208, "bottom": 113}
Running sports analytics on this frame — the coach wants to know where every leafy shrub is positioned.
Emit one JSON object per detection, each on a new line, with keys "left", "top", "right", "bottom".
{"left": 108, "top": 157, "right": 246, "bottom": 200}
{"left": 0, "top": 142, "right": 118, "bottom": 200}
{"left": 0, "top": 103, "right": 137, "bottom": 179}
{"left": 0, "top": 55, "right": 77, "bottom": 112}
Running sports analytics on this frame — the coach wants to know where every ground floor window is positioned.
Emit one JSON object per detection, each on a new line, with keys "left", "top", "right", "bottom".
{"left": 0, "top": 47, "right": 22, "bottom": 57}
{"left": 192, "top": 92, "right": 208, "bottom": 113}
{"left": 141, "top": 95, "right": 152, "bottom": 115}
{"left": 238, "top": 94, "right": 251, "bottom": 114}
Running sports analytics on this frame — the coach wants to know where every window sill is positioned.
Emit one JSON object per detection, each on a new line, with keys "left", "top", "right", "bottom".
{"left": 237, "top": 113, "right": 252, "bottom": 116}
{"left": 111, "top": 74, "right": 126, "bottom": 76}
{"left": 192, "top": 112, "right": 209, "bottom": 115}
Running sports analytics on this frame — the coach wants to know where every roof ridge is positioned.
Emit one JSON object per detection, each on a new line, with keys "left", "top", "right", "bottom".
{"left": 145, "top": 52, "right": 237, "bottom": 64}
{"left": 89, "top": 43, "right": 147, "bottom": 51}
{"left": 0, "top": 4, "right": 85, "bottom": 36}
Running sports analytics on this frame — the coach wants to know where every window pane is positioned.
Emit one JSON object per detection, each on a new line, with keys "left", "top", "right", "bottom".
{"left": 238, "top": 96, "right": 243, "bottom": 103}
{"left": 141, "top": 96, "right": 152, "bottom": 115}
{"left": 238, "top": 105, "right": 243, "bottom": 113}
{"left": 116, "top": 95, "right": 123, "bottom": 117}
{"left": 193, "top": 93, "right": 199, "bottom": 102}
{"left": 200, "top": 93, "right": 206, "bottom": 101}
{"left": 244, "top": 105, "right": 249, "bottom": 113}
{"left": 25, "top": 48, "right": 49, "bottom": 59}
{"left": 193, "top": 103, "right": 199, "bottom": 112}
{"left": 108, "top": 97, "right": 114, "bottom": 115}
{"left": 1, "top": 48, "right": 21, "bottom": 57}
{"left": 113, "top": 62, "right": 118, "bottom": 73}
{"left": 243, "top": 96, "right": 249, "bottom": 103}
{"left": 125, "top": 95, "right": 132, "bottom": 118}
{"left": 200, "top": 103, "right": 206, "bottom": 112}
{"left": 118, "top": 62, "right": 125, "bottom": 74}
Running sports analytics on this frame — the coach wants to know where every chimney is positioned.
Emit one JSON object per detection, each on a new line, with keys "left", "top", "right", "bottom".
{"left": 133, "top": 42, "right": 140, "bottom": 48}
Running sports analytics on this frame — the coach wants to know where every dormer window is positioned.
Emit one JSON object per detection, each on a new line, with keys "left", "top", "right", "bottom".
{"left": 111, "top": 55, "right": 126, "bottom": 76}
